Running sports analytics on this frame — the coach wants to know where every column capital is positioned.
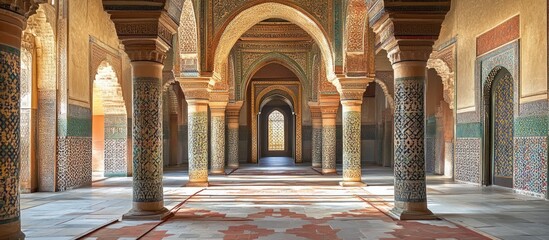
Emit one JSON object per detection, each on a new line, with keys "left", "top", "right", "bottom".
{"left": 387, "top": 45, "right": 434, "bottom": 64}
{"left": 209, "top": 91, "right": 229, "bottom": 105}
{"left": 108, "top": 10, "right": 178, "bottom": 63}
{"left": 209, "top": 100, "right": 228, "bottom": 114}
{"left": 337, "top": 76, "right": 373, "bottom": 103}
{"left": 177, "top": 77, "right": 214, "bottom": 101}
{"left": 308, "top": 101, "right": 322, "bottom": 118}
{"left": 368, "top": 1, "right": 450, "bottom": 64}
{"left": 227, "top": 101, "right": 244, "bottom": 117}
{"left": 0, "top": 0, "right": 43, "bottom": 18}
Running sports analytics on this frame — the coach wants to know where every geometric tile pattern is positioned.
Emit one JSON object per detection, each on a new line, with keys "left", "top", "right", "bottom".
{"left": 0, "top": 44, "right": 21, "bottom": 224}
{"left": 188, "top": 111, "right": 208, "bottom": 183}
{"left": 322, "top": 126, "right": 336, "bottom": 171}
{"left": 56, "top": 137, "right": 92, "bottom": 191}
{"left": 37, "top": 91, "right": 57, "bottom": 192}
{"left": 104, "top": 139, "right": 128, "bottom": 176}
{"left": 455, "top": 138, "right": 481, "bottom": 184}
{"left": 311, "top": 126, "right": 322, "bottom": 167}
{"left": 227, "top": 126, "right": 239, "bottom": 168}
{"left": 342, "top": 110, "right": 362, "bottom": 181}
{"left": 492, "top": 73, "right": 514, "bottom": 178}
{"left": 393, "top": 76, "right": 427, "bottom": 202}
{"left": 210, "top": 115, "right": 225, "bottom": 172}
{"left": 132, "top": 77, "right": 163, "bottom": 203}
{"left": 425, "top": 137, "right": 436, "bottom": 173}
{"left": 514, "top": 137, "right": 548, "bottom": 196}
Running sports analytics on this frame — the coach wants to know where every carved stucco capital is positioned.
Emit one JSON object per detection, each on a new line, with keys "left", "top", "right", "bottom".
{"left": 427, "top": 58, "right": 455, "bottom": 109}
{"left": 177, "top": 76, "right": 214, "bottom": 100}
{"left": 108, "top": 10, "right": 177, "bottom": 63}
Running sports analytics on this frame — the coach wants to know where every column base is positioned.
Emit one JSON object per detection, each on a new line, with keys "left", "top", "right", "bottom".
{"left": 122, "top": 207, "right": 171, "bottom": 221}
{"left": 0, "top": 221, "right": 25, "bottom": 240}
{"left": 322, "top": 169, "right": 337, "bottom": 174}
{"left": 210, "top": 170, "right": 226, "bottom": 175}
{"left": 388, "top": 207, "right": 437, "bottom": 220}
{"left": 312, "top": 163, "right": 322, "bottom": 168}
{"left": 185, "top": 181, "right": 209, "bottom": 187}
{"left": 339, "top": 181, "right": 366, "bottom": 187}
{"left": 0, "top": 232, "right": 24, "bottom": 240}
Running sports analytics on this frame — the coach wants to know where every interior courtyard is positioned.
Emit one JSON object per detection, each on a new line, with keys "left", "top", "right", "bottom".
{"left": 0, "top": 0, "right": 548, "bottom": 239}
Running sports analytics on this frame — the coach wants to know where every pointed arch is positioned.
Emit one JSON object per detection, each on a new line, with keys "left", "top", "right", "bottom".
{"left": 240, "top": 52, "right": 308, "bottom": 101}
{"left": 212, "top": 2, "right": 335, "bottom": 84}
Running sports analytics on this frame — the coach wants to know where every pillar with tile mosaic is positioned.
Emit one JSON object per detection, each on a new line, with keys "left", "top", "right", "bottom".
{"left": 227, "top": 101, "right": 244, "bottom": 169}
{"left": 0, "top": 3, "right": 32, "bottom": 239}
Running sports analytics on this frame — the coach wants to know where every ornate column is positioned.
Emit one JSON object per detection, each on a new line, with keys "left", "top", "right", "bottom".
{"left": 227, "top": 101, "right": 244, "bottom": 169}
{"left": 338, "top": 78, "right": 369, "bottom": 187}
{"left": 179, "top": 78, "right": 212, "bottom": 187}
{"left": 319, "top": 95, "right": 339, "bottom": 174}
{"left": 388, "top": 48, "right": 435, "bottom": 219}
{"left": 106, "top": 10, "right": 177, "bottom": 219}
{"left": 308, "top": 102, "right": 322, "bottom": 168}
{"left": 0, "top": 6, "right": 28, "bottom": 239}
{"left": 209, "top": 93, "right": 229, "bottom": 175}
{"left": 367, "top": 0, "right": 450, "bottom": 220}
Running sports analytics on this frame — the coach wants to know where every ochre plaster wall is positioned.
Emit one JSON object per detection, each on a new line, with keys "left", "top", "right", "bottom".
{"left": 436, "top": 0, "right": 547, "bottom": 110}
{"left": 69, "top": 0, "right": 122, "bottom": 106}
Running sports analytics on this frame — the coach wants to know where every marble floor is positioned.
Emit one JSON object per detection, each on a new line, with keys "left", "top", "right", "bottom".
{"left": 20, "top": 162, "right": 549, "bottom": 239}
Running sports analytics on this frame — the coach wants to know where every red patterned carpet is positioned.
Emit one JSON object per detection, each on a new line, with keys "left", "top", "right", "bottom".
{"left": 86, "top": 166, "right": 491, "bottom": 240}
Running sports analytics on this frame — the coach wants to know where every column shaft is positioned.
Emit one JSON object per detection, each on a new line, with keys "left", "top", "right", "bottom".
{"left": 321, "top": 111, "right": 337, "bottom": 174}
{"left": 0, "top": 10, "right": 26, "bottom": 240}
{"left": 340, "top": 100, "right": 364, "bottom": 186}
{"left": 309, "top": 102, "right": 322, "bottom": 168}
{"left": 391, "top": 61, "right": 434, "bottom": 219}
{"left": 226, "top": 102, "right": 243, "bottom": 169}
{"left": 124, "top": 61, "right": 168, "bottom": 219}
{"left": 186, "top": 99, "right": 209, "bottom": 186}
{"left": 210, "top": 104, "right": 227, "bottom": 174}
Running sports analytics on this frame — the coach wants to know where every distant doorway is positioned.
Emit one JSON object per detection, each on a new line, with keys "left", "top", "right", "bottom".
{"left": 484, "top": 67, "right": 514, "bottom": 188}
{"left": 258, "top": 97, "right": 295, "bottom": 161}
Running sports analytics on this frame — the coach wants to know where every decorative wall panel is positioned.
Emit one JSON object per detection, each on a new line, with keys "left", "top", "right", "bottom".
{"left": 514, "top": 137, "right": 548, "bottom": 196}
{"left": 455, "top": 138, "right": 481, "bottom": 184}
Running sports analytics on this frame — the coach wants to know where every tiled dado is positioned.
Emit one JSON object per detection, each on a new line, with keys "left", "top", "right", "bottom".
{"left": 0, "top": 44, "right": 21, "bottom": 225}
{"left": 56, "top": 137, "right": 93, "bottom": 191}
{"left": 514, "top": 137, "right": 548, "bottom": 197}
{"left": 425, "top": 117, "right": 437, "bottom": 173}
{"left": 105, "top": 114, "right": 128, "bottom": 176}
{"left": 455, "top": 138, "right": 481, "bottom": 184}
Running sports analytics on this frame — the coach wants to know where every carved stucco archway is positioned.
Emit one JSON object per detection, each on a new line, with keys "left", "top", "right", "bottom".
{"left": 373, "top": 79, "right": 394, "bottom": 111}
{"left": 240, "top": 53, "right": 308, "bottom": 101}
{"left": 22, "top": 4, "right": 58, "bottom": 192}
{"left": 427, "top": 58, "right": 455, "bottom": 109}
{"left": 92, "top": 61, "right": 128, "bottom": 177}
{"left": 252, "top": 84, "right": 302, "bottom": 164}
{"left": 212, "top": 2, "right": 336, "bottom": 86}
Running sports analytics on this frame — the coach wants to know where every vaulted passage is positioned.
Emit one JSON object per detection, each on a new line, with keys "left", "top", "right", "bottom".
{"left": 1, "top": 0, "right": 549, "bottom": 239}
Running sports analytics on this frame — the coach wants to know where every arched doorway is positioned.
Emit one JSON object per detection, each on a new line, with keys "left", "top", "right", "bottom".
{"left": 484, "top": 67, "right": 514, "bottom": 188}
{"left": 92, "top": 61, "right": 128, "bottom": 178}
{"left": 258, "top": 95, "right": 296, "bottom": 165}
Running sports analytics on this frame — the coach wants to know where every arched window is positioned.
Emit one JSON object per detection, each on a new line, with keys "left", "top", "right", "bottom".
{"left": 268, "top": 110, "right": 285, "bottom": 151}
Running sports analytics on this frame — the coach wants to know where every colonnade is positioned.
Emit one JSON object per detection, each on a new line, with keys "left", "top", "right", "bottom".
{"left": 0, "top": 1, "right": 447, "bottom": 237}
